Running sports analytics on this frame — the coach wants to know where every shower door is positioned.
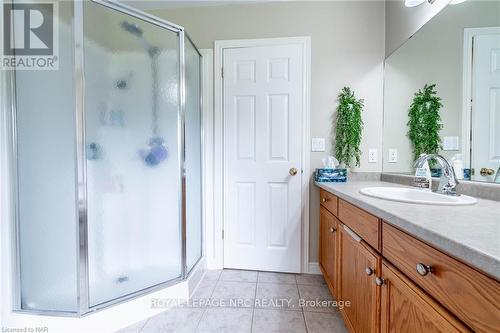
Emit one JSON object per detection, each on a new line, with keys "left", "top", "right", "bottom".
{"left": 13, "top": 0, "right": 79, "bottom": 313}
{"left": 82, "top": 1, "right": 182, "bottom": 307}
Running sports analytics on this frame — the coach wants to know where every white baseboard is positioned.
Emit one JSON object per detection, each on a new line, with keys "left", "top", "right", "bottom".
{"left": 307, "top": 262, "right": 322, "bottom": 275}
{"left": 187, "top": 257, "right": 207, "bottom": 297}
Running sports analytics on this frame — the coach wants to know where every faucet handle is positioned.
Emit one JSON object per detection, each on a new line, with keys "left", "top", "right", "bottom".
{"left": 443, "top": 165, "right": 459, "bottom": 185}
{"left": 439, "top": 170, "right": 460, "bottom": 196}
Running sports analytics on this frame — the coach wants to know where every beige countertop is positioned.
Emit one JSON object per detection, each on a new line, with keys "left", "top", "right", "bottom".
{"left": 315, "top": 180, "right": 500, "bottom": 281}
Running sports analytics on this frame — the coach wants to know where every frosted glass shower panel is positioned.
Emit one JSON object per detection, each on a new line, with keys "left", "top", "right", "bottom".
{"left": 15, "top": 1, "right": 78, "bottom": 312}
{"left": 185, "top": 38, "right": 203, "bottom": 272}
{"left": 83, "top": 2, "right": 182, "bottom": 307}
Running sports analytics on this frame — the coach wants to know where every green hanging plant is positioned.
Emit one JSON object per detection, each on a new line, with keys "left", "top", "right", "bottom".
{"left": 407, "top": 84, "right": 443, "bottom": 162}
{"left": 333, "top": 87, "right": 364, "bottom": 168}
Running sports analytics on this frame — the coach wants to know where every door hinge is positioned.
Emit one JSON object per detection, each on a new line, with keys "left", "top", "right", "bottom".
{"left": 221, "top": 67, "right": 224, "bottom": 78}
{"left": 222, "top": 229, "right": 224, "bottom": 239}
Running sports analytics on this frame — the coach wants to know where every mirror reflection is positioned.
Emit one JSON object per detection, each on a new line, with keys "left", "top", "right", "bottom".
{"left": 383, "top": 0, "right": 500, "bottom": 183}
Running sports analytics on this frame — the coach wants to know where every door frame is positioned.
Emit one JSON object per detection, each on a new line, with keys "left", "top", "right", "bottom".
{"left": 461, "top": 27, "right": 500, "bottom": 169}
{"left": 200, "top": 48, "right": 215, "bottom": 269}
{"left": 211, "top": 37, "right": 311, "bottom": 272}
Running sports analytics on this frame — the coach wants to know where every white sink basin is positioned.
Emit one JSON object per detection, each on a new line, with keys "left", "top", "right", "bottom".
{"left": 359, "top": 187, "right": 477, "bottom": 206}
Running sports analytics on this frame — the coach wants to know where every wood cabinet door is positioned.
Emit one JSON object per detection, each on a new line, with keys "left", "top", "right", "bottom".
{"left": 380, "top": 262, "right": 471, "bottom": 333}
{"left": 339, "top": 224, "right": 381, "bottom": 333}
{"left": 320, "top": 206, "right": 337, "bottom": 294}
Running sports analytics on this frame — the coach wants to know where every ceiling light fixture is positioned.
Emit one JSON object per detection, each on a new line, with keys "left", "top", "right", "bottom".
{"left": 405, "top": 0, "right": 436, "bottom": 7}
{"left": 405, "top": 0, "right": 425, "bottom": 7}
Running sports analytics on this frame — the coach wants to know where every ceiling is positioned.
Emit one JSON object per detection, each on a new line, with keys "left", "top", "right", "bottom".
{"left": 121, "top": 0, "right": 280, "bottom": 11}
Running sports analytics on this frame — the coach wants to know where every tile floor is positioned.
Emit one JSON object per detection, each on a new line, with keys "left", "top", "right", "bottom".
{"left": 117, "top": 270, "right": 348, "bottom": 333}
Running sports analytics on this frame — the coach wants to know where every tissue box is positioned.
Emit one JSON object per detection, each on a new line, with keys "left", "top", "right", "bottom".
{"left": 315, "top": 168, "right": 347, "bottom": 182}
{"left": 430, "top": 168, "right": 442, "bottom": 178}
{"left": 463, "top": 168, "right": 471, "bottom": 181}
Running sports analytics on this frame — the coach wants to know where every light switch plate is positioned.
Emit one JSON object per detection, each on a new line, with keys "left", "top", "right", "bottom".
{"left": 311, "top": 138, "right": 326, "bottom": 152}
{"left": 443, "top": 136, "right": 459, "bottom": 151}
{"left": 388, "top": 149, "right": 398, "bottom": 163}
{"left": 368, "top": 149, "right": 377, "bottom": 163}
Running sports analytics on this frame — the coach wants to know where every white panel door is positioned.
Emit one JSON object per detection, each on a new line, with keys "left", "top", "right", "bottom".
{"left": 471, "top": 33, "right": 500, "bottom": 182}
{"left": 223, "top": 44, "right": 303, "bottom": 272}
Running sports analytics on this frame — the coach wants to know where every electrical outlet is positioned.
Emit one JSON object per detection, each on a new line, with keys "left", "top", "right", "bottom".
{"left": 389, "top": 149, "right": 398, "bottom": 163}
{"left": 368, "top": 149, "right": 377, "bottom": 163}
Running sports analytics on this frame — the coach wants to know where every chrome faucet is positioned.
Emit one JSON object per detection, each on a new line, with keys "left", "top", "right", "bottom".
{"left": 414, "top": 154, "right": 460, "bottom": 196}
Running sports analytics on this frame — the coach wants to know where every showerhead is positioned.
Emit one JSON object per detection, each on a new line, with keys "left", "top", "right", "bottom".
{"left": 121, "top": 21, "right": 143, "bottom": 38}
{"left": 121, "top": 20, "right": 157, "bottom": 56}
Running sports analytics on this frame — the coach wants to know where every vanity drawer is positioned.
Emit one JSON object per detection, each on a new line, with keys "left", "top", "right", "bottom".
{"left": 382, "top": 222, "right": 500, "bottom": 333}
{"left": 338, "top": 199, "right": 380, "bottom": 250}
{"left": 320, "top": 189, "right": 338, "bottom": 216}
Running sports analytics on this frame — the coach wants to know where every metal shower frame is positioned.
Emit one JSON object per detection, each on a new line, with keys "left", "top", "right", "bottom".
{"left": 8, "top": 0, "right": 204, "bottom": 317}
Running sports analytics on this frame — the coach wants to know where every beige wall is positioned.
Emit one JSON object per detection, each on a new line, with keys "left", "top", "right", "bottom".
{"left": 385, "top": 0, "right": 449, "bottom": 56}
{"left": 150, "top": 1, "right": 386, "bottom": 262}
{"left": 383, "top": 1, "right": 500, "bottom": 173}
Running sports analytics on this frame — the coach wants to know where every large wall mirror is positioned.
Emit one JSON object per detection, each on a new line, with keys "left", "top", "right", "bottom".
{"left": 383, "top": 0, "right": 500, "bottom": 183}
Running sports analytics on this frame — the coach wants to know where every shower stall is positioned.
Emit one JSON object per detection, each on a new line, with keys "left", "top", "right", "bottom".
{"left": 6, "top": 0, "right": 203, "bottom": 315}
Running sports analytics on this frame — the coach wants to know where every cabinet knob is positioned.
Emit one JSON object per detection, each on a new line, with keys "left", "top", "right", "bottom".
{"left": 321, "top": 197, "right": 328, "bottom": 203}
{"left": 416, "top": 263, "right": 432, "bottom": 276}
{"left": 365, "top": 267, "right": 374, "bottom": 276}
{"left": 375, "top": 277, "right": 385, "bottom": 286}
{"left": 330, "top": 227, "right": 336, "bottom": 233}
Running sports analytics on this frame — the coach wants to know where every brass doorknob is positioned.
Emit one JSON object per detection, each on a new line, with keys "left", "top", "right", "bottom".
{"left": 480, "top": 168, "right": 495, "bottom": 176}
{"left": 289, "top": 167, "right": 298, "bottom": 176}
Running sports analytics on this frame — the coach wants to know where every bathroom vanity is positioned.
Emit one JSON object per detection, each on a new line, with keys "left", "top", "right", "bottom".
{"left": 339, "top": 4, "right": 500, "bottom": 328}
{"left": 317, "top": 181, "right": 500, "bottom": 333}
